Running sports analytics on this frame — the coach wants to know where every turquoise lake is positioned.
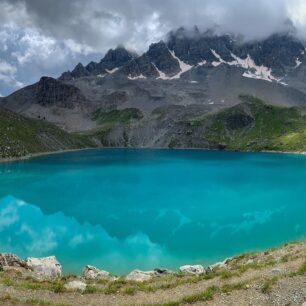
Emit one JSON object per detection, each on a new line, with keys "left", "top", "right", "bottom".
{"left": 0, "top": 148, "right": 306, "bottom": 275}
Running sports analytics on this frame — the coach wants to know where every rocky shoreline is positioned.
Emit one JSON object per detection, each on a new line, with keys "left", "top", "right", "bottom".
{"left": 0, "top": 253, "right": 232, "bottom": 289}
{"left": 1, "top": 145, "right": 306, "bottom": 165}
{"left": 1, "top": 241, "right": 306, "bottom": 305}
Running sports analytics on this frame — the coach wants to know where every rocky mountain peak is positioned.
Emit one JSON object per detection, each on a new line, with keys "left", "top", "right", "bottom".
{"left": 34, "top": 76, "right": 85, "bottom": 108}
{"left": 146, "top": 41, "right": 180, "bottom": 76}
{"left": 57, "top": 25, "right": 306, "bottom": 87}
{"left": 60, "top": 46, "right": 135, "bottom": 80}
{"left": 101, "top": 46, "right": 135, "bottom": 67}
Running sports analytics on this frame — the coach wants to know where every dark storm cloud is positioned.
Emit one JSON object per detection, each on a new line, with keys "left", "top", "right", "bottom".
{"left": 2, "top": 0, "right": 303, "bottom": 51}
{"left": 0, "top": 0, "right": 306, "bottom": 95}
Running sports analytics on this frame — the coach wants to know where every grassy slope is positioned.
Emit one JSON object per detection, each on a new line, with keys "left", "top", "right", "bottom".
{"left": 0, "top": 107, "right": 95, "bottom": 159}
{"left": 201, "top": 95, "right": 306, "bottom": 152}
{"left": 86, "top": 108, "right": 144, "bottom": 146}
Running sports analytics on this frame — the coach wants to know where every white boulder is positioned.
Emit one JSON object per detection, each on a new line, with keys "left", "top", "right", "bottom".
{"left": 64, "top": 280, "right": 87, "bottom": 291}
{"left": 179, "top": 265, "right": 206, "bottom": 275}
{"left": 82, "top": 265, "right": 110, "bottom": 280}
{"left": 26, "top": 256, "right": 61, "bottom": 278}
{"left": 126, "top": 269, "right": 155, "bottom": 282}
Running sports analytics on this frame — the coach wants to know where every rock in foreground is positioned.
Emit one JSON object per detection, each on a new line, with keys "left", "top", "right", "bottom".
{"left": 179, "top": 265, "right": 206, "bottom": 275}
{"left": 26, "top": 256, "right": 62, "bottom": 279}
{"left": 126, "top": 269, "right": 156, "bottom": 282}
{"left": 82, "top": 265, "right": 110, "bottom": 280}
{"left": 0, "top": 253, "right": 27, "bottom": 271}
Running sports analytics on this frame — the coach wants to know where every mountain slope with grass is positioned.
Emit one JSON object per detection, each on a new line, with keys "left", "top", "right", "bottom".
{"left": 2, "top": 95, "right": 306, "bottom": 160}
{"left": 82, "top": 95, "right": 306, "bottom": 153}
{"left": 199, "top": 95, "right": 306, "bottom": 152}
{"left": 0, "top": 107, "right": 95, "bottom": 159}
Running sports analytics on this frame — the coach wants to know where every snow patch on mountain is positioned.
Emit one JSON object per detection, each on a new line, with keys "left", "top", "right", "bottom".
{"left": 211, "top": 50, "right": 237, "bottom": 66}
{"left": 106, "top": 68, "right": 119, "bottom": 74}
{"left": 295, "top": 58, "right": 302, "bottom": 68}
{"left": 209, "top": 49, "right": 284, "bottom": 84}
{"left": 152, "top": 64, "right": 171, "bottom": 80}
{"left": 128, "top": 74, "right": 147, "bottom": 80}
{"left": 212, "top": 61, "right": 222, "bottom": 67}
{"left": 169, "top": 50, "right": 193, "bottom": 79}
{"left": 197, "top": 60, "right": 207, "bottom": 66}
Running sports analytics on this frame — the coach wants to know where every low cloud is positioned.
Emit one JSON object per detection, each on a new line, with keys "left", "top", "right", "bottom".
{"left": 0, "top": 59, "right": 23, "bottom": 89}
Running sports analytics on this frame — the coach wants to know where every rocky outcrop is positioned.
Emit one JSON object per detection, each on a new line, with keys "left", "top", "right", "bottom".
{"left": 60, "top": 47, "right": 136, "bottom": 80}
{"left": 166, "top": 26, "right": 305, "bottom": 76}
{"left": 26, "top": 256, "right": 62, "bottom": 279}
{"left": 154, "top": 268, "right": 173, "bottom": 275}
{"left": 120, "top": 54, "right": 159, "bottom": 79}
{"left": 0, "top": 253, "right": 27, "bottom": 271}
{"left": 125, "top": 269, "right": 156, "bottom": 282}
{"left": 179, "top": 265, "right": 206, "bottom": 275}
{"left": 34, "top": 77, "right": 86, "bottom": 108}
{"left": 146, "top": 41, "right": 180, "bottom": 76}
{"left": 82, "top": 265, "right": 110, "bottom": 280}
{"left": 70, "top": 63, "right": 90, "bottom": 79}
{"left": 208, "top": 257, "right": 232, "bottom": 272}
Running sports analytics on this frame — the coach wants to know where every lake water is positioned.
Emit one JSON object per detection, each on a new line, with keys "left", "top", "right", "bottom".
{"left": 0, "top": 148, "right": 306, "bottom": 275}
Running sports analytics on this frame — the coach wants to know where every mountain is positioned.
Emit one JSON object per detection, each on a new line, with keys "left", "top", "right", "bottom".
{"left": 2, "top": 26, "right": 306, "bottom": 154}
{"left": 59, "top": 46, "right": 137, "bottom": 80}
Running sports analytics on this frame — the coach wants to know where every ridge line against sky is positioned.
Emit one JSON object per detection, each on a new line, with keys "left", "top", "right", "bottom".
{"left": 0, "top": 0, "right": 306, "bottom": 96}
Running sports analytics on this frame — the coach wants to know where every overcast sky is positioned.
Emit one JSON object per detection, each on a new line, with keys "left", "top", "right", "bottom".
{"left": 1, "top": 0, "right": 306, "bottom": 96}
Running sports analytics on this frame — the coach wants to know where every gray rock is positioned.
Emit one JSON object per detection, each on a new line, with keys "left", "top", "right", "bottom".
{"left": 120, "top": 54, "right": 159, "bottom": 78}
{"left": 126, "top": 269, "right": 155, "bottom": 282}
{"left": 179, "top": 265, "right": 206, "bottom": 275}
{"left": 82, "top": 265, "right": 110, "bottom": 280}
{"left": 64, "top": 280, "right": 87, "bottom": 291}
{"left": 26, "top": 256, "right": 62, "bottom": 279}
{"left": 271, "top": 268, "right": 282, "bottom": 274}
{"left": 154, "top": 268, "right": 173, "bottom": 275}
{"left": 208, "top": 257, "right": 233, "bottom": 271}
{"left": 0, "top": 253, "right": 27, "bottom": 271}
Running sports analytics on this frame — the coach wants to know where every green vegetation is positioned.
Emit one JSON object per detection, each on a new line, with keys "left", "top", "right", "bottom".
{"left": 84, "top": 108, "right": 143, "bottom": 146}
{"left": 0, "top": 274, "right": 65, "bottom": 293}
{"left": 261, "top": 276, "right": 279, "bottom": 294}
{"left": 202, "top": 95, "right": 306, "bottom": 152}
{"left": 181, "top": 286, "right": 219, "bottom": 303}
{"left": 0, "top": 293, "right": 70, "bottom": 306}
{"left": 297, "top": 259, "right": 306, "bottom": 275}
{"left": 0, "top": 107, "right": 95, "bottom": 159}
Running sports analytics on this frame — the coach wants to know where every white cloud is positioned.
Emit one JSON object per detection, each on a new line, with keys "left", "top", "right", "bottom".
{"left": 0, "top": 201, "right": 20, "bottom": 230}
{"left": 19, "top": 223, "right": 58, "bottom": 253}
{"left": 11, "top": 29, "right": 92, "bottom": 67}
{"left": 0, "top": 59, "right": 24, "bottom": 89}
